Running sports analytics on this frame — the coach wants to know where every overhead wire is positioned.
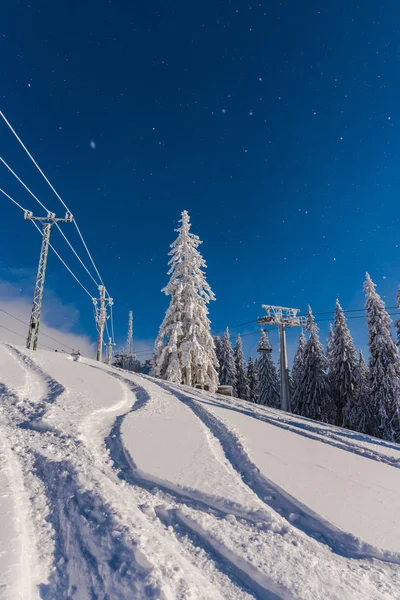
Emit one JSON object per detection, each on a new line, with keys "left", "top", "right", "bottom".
{"left": 0, "top": 156, "right": 49, "bottom": 212}
{"left": 0, "top": 111, "right": 106, "bottom": 287}
{"left": 0, "top": 187, "right": 27, "bottom": 212}
{"left": 131, "top": 306, "right": 400, "bottom": 357}
{"left": 0, "top": 187, "right": 94, "bottom": 299}
{"left": 31, "top": 220, "right": 93, "bottom": 298}
{"left": 0, "top": 156, "right": 101, "bottom": 289}
{"left": 0, "top": 307, "right": 74, "bottom": 350}
{"left": 1, "top": 110, "right": 114, "bottom": 343}
{"left": 0, "top": 322, "right": 55, "bottom": 351}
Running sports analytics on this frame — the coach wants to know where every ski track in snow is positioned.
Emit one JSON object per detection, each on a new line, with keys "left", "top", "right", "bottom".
{"left": 89, "top": 365, "right": 286, "bottom": 599}
{"left": 103, "top": 389, "right": 288, "bottom": 600}
{"left": 180, "top": 385, "right": 400, "bottom": 470}
{"left": 1, "top": 347, "right": 400, "bottom": 600}
{"left": 158, "top": 381, "right": 400, "bottom": 565}
{"left": 0, "top": 349, "right": 264, "bottom": 600}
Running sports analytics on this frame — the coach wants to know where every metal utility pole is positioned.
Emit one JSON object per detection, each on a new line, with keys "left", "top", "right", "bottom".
{"left": 25, "top": 210, "right": 73, "bottom": 351}
{"left": 257, "top": 306, "right": 306, "bottom": 412}
{"left": 126, "top": 310, "right": 133, "bottom": 355}
{"left": 93, "top": 285, "right": 113, "bottom": 362}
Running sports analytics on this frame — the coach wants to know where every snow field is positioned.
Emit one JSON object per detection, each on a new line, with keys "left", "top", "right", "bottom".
{"left": 0, "top": 344, "right": 400, "bottom": 599}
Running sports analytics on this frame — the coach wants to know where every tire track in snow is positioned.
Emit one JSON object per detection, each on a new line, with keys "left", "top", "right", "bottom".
{"left": 158, "top": 382, "right": 400, "bottom": 565}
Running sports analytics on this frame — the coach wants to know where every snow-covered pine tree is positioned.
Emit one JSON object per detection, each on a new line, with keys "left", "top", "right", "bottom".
{"left": 219, "top": 327, "right": 237, "bottom": 394}
{"left": 364, "top": 273, "right": 400, "bottom": 441}
{"left": 343, "top": 351, "right": 372, "bottom": 434}
{"left": 247, "top": 355, "right": 259, "bottom": 403}
{"left": 234, "top": 334, "right": 250, "bottom": 400}
{"left": 257, "top": 330, "right": 280, "bottom": 408}
{"left": 326, "top": 323, "right": 334, "bottom": 368}
{"left": 291, "top": 329, "right": 306, "bottom": 415}
{"left": 330, "top": 300, "right": 358, "bottom": 428}
{"left": 297, "top": 306, "right": 330, "bottom": 421}
{"left": 214, "top": 335, "right": 223, "bottom": 375}
{"left": 324, "top": 322, "right": 335, "bottom": 422}
{"left": 152, "top": 210, "right": 219, "bottom": 392}
{"left": 396, "top": 285, "right": 400, "bottom": 347}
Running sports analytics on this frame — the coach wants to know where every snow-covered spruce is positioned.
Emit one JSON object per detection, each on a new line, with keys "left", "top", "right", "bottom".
{"left": 290, "top": 329, "right": 306, "bottom": 415}
{"left": 295, "top": 306, "right": 330, "bottom": 421}
{"left": 213, "top": 335, "right": 223, "bottom": 376}
{"left": 396, "top": 284, "right": 400, "bottom": 347}
{"left": 233, "top": 334, "right": 250, "bottom": 400}
{"left": 364, "top": 273, "right": 400, "bottom": 441}
{"left": 219, "top": 328, "right": 237, "bottom": 395}
{"left": 247, "top": 355, "right": 259, "bottom": 403}
{"left": 343, "top": 351, "right": 372, "bottom": 434}
{"left": 330, "top": 300, "right": 358, "bottom": 428}
{"left": 152, "top": 211, "right": 219, "bottom": 392}
{"left": 257, "top": 330, "right": 280, "bottom": 408}
{"left": 324, "top": 323, "right": 335, "bottom": 423}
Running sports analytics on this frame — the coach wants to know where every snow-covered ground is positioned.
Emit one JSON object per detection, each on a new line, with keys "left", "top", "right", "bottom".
{"left": 0, "top": 344, "right": 399, "bottom": 599}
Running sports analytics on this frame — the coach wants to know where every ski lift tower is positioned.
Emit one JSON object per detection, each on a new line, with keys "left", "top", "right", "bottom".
{"left": 257, "top": 306, "right": 306, "bottom": 412}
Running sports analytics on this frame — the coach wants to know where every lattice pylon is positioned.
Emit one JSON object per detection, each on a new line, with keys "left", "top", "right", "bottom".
{"left": 27, "top": 223, "right": 52, "bottom": 351}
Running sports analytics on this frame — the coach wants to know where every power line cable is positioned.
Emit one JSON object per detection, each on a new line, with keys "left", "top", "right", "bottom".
{"left": 53, "top": 223, "right": 101, "bottom": 287}
{"left": 0, "top": 156, "right": 101, "bottom": 289}
{"left": 0, "top": 186, "right": 94, "bottom": 299}
{"left": 0, "top": 322, "right": 55, "bottom": 351}
{"left": 0, "top": 187, "right": 27, "bottom": 212}
{"left": 0, "top": 156, "right": 49, "bottom": 212}
{"left": 0, "top": 111, "right": 106, "bottom": 287}
{"left": 31, "top": 220, "right": 93, "bottom": 298}
{"left": 0, "top": 307, "right": 74, "bottom": 350}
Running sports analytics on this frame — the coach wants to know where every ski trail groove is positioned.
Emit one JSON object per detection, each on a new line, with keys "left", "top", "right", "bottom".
{"left": 157, "top": 382, "right": 400, "bottom": 565}
{"left": 184, "top": 386, "right": 400, "bottom": 470}
{"left": 104, "top": 387, "right": 268, "bottom": 526}
{"left": 155, "top": 508, "right": 292, "bottom": 600}
{"left": 35, "top": 456, "right": 159, "bottom": 600}
{"left": 1, "top": 352, "right": 164, "bottom": 599}
{"left": 7, "top": 352, "right": 250, "bottom": 599}
{"left": 102, "top": 373, "right": 293, "bottom": 599}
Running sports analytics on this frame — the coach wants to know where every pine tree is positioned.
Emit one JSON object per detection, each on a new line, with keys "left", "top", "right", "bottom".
{"left": 219, "top": 328, "right": 237, "bottom": 394}
{"left": 257, "top": 330, "right": 280, "bottom": 408}
{"left": 324, "top": 323, "right": 335, "bottom": 422}
{"left": 330, "top": 300, "right": 358, "bottom": 428}
{"left": 297, "top": 306, "right": 330, "bottom": 421}
{"left": 247, "top": 356, "right": 259, "bottom": 403}
{"left": 326, "top": 323, "right": 334, "bottom": 368}
{"left": 343, "top": 351, "right": 371, "bottom": 434}
{"left": 364, "top": 273, "right": 400, "bottom": 441}
{"left": 152, "top": 211, "right": 219, "bottom": 391}
{"left": 396, "top": 285, "right": 400, "bottom": 347}
{"left": 234, "top": 334, "right": 250, "bottom": 400}
{"left": 291, "top": 330, "right": 306, "bottom": 415}
{"left": 214, "top": 335, "right": 223, "bottom": 376}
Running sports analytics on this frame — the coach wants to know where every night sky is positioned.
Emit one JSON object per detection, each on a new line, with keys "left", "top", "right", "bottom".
{"left": 1, "top": 1, "right": 400, "bottom": 357}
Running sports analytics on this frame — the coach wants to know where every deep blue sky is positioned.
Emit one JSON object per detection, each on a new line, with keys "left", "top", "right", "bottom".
{"left": 1, "top": 1, "right": 400, "bottom": 357}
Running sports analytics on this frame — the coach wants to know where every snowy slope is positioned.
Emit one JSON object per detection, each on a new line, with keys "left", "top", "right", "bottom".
{"left": 0, "top": 344, "right": 400, "bottom": 599}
